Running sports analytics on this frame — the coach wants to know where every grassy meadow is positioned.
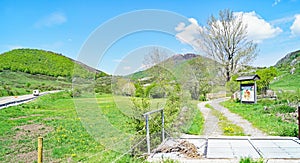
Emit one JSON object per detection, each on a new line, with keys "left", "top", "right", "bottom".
{"left": 0, "top": 91, "right": 203, "bottom": 162}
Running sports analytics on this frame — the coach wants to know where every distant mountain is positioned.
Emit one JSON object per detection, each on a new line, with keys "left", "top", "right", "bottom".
{"left": 128, "top": 53, "right": 201, "bottom": 80}
{"left": 165, "top": 53, "right": 199, "bottom": 64}
{"left": 128, "top": 53, "right": 223, "bottom": 82}
{"left": 275, "top": 50, "right": 300, "bottom": 67}
{"left": 0, "top": 48, "right": 107, "bottom": 78}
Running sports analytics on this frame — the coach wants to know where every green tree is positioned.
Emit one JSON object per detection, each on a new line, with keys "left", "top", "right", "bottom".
{"left": 256, "top": 67, "right": 277, "bottom": 94}
{"left": 226, "top": 74, "right": 239, "bottom": 94}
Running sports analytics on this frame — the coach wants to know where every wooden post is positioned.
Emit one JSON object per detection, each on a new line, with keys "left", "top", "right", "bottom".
{"left": 298, "top": 105, "right": 300, "bottom": 139}
{"left": 145, "top": 115, "right": 150, "bottom": 155}
{"left": 254, "top": 81, "right": 257, "bottom": 104}
{"left": 161, "top": 110, "right": 164, "bottom": 142}
{"left": 240, "top": 81, "right": 242, "bottom": 104}
{"left": 38, "top": 137, "right": 43, "bottom": 163}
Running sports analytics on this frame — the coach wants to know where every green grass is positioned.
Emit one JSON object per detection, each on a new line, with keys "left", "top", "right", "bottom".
{"left": 271, "top": 71, "right": 300, "bottom": 91}
{"left": 221, "top": 100, "right": 298, "bottom": 136}
{"left": 0, "top": 92, "right": 203, "bottom": 162}
{"left": 205, "top": 104, "right": 246, "bottom": 136}
{"left": 0, "top": 70, "right": 72, "bottom": 96}
{"left": 0, "top": 92, "right": 142, "bottom": 162}
{"left": 239, "top": 157, "right": 264, "bottom": 163}
{"left": 186, "top": 101, "right": 204, "bottom": 135}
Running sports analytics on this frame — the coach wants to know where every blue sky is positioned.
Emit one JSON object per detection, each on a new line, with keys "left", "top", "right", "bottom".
{"left": 1, "top": 0, "right": 300, "bottom": 75}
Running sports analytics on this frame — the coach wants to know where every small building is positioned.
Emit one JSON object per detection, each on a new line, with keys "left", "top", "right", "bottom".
{"left": 236, "top": 75, "right": 260, "bottom": 103}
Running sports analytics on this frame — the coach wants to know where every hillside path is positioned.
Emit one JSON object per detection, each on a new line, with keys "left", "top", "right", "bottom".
{"left": 197, "top": 101, "right": 223, "bottom": 136}
{"left": 198, "top": 98, "right": 267, "bottom": 137}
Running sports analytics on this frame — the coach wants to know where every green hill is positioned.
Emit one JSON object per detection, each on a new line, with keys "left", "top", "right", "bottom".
{"left": 271, "top": 50, "right": 300, "bottom": 91}
{"left": 0, "top": 48, "right": 107, "bottom": 78}
{"left": 129, "top": 53, "right": 202, "bottom": 80}
{"left": 0, "top": 48, "right": 109, "bottom": 96}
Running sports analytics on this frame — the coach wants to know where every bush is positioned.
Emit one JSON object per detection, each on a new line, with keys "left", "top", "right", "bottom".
{"left": 278, "top": 126, "right": 298, "bottom": 137}
{"left": 273, "top": 105, "right": 297, "bottom": 113}
{"left": 69, "top": 88, "right": 82, "bottom": 97}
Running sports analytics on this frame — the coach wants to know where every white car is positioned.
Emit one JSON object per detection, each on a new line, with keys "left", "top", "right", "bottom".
{"left": 33, "top": 90, "right": 40, "bottom": 96}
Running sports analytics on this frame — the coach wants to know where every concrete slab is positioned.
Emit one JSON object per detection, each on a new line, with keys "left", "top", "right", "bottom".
{"left": 251, "top": 139, "right": 300, "bottom": 159}
{"left": 149, "top": 137, "right": 300, "bottom": 162}
{"left": 207, "top": 139, "right": 261, "bottom": 159}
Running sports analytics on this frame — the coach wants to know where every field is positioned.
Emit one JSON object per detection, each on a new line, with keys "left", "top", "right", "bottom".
{"left": 0, "top": 92, "right": 203, "bottom": 162}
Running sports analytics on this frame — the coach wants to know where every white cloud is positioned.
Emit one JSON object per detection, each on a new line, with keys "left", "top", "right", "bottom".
{"left": 175, "top": 12, "right": 282, "bottom": 48}
{"left": 271, "top": 16, "right": 294, "bottom": 25}
{"left": 175, "top": 18, "right": 202, "bottom": 49}
{"left": 35, "top": 12, "right": 67, "bottom": 28}
{"left": 234, "top": 11, "right": 282, "bottom": 43}
{"left": 272, "top": 0, "right": 281, "bottom": 6}
{"left": 290, "top": 14, "right": 300, "bottom": 36}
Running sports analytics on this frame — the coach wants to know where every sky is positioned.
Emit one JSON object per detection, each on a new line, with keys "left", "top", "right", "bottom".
{"left": 1, "top": 0, "right": 300, "bottom": 75}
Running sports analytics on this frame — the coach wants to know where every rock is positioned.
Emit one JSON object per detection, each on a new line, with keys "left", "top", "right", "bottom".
{"left": 266, "top": 90, "right": 277, "bottom": 98}
{"left": 290, "top": 67, "right": 296, "bottom": 74}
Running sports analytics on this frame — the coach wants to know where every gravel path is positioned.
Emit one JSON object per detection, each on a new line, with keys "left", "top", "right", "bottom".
{"left": 197, "top": 98, "right": 266, "bottom": 137}
{"left": 209, "top": 98, "right": 267, "bottom": 137}
{"left": 197, "top": 101, "right": 223, "bottom": 137}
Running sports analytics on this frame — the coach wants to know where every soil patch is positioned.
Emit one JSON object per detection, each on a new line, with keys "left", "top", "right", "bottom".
{"left": 10, "top": 114, "right": 42, "bottom": 120}
{"left": 14, "top": 123, "right": 53, "bottom": 139}
{"left": 15, "top": 151, "right": 36, "bottom": 163}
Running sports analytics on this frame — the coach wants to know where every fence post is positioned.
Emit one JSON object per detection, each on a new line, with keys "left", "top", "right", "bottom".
{"left": 38, "top": 137, "right": 43, "bottom": 163}
{"left": 298, "top": 105, "right": 300, "bottom": 139}
{"left": 145, "top": 115, "right": 150, "bottom": 155}
{"left": 161, "top": 110, "right": 164, "bottom": 142}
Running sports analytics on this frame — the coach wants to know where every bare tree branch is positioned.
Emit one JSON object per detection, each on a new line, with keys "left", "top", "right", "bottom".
{"left": 199, "top": 9, "right": 258, "bottom": 81}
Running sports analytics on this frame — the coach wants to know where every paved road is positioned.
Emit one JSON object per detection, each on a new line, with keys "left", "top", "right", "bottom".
{"left": 0, "top": 90, "right": 61, "bottom": 109}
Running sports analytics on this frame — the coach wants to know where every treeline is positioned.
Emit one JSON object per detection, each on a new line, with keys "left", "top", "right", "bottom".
{"left": 0, "top": 49, "right": 107, "bottom": 79}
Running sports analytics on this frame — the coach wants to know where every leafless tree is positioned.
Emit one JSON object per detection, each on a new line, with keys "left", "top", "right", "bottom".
{"left": 143, "top": 48, "right": 171, "bottom": 82}
{"left": 143, "top": 48, "right": 168, "bottom": 69}
{"left": 199, "top": 9, "right": 258, "bottom": 81}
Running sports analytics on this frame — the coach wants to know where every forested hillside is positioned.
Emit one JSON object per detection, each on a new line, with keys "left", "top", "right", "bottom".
{"left": 0, "top": 49, "right": 107, "bottom": 78}
{"left": 0, "top": 49, "right": 110, "bottom": 97}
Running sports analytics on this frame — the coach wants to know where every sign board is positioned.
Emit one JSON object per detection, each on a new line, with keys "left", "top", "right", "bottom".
{"left": 240, "top": 83, "right": 256, "bottom": 103}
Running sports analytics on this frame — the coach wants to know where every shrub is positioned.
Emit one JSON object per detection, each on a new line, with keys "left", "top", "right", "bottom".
{"left": 272, "top": 105, "right": 297, "bottom": 113}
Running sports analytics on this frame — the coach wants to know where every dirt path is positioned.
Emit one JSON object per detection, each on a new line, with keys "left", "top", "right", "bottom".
{"left": 197, "top": 101, "right": 223, "bottom": 137}
{"left": 198, "top": 98, "right": 267, "bottom": 137}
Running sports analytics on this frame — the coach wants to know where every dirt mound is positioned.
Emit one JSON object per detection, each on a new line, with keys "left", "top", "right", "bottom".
{"left": 154, "top": 140, "right": 202, "bottom": 159}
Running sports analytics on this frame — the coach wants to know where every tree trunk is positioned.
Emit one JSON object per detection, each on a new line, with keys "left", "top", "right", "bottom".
{"left": 226, "top": 66, "right": 231, "bottom": 82}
